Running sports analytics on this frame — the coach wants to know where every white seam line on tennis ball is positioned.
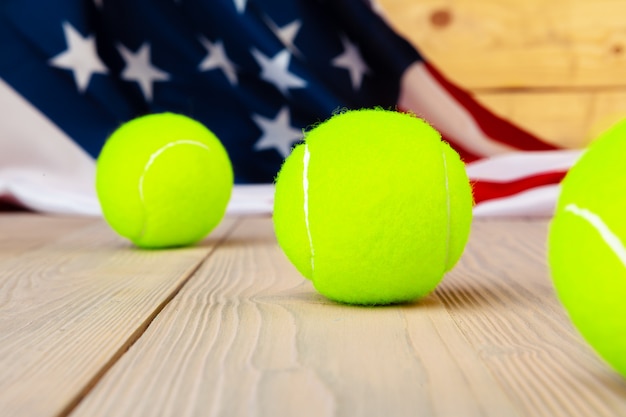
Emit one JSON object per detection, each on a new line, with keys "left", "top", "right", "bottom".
{"left": 303, "top": 143, "right": 315, "bottom": 272}
{"left": 565, "top": 203, "right": 626, "bottom": 268}
{"left": 137, "top": 140, "right": 211, "bottom": 237}
{"left": 442, "top": 148, "right": 451, "bottom": 271}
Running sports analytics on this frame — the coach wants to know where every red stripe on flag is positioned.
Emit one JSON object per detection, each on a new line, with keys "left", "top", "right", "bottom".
{"left": 472, "top": 170, "right": 567, "bottom": 204}
{"left": 424, "top": 62, "right": 559, "bottom": 152}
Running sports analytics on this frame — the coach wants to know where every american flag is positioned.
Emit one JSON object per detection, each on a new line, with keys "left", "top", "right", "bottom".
{"left": 0, "top": 0, "right": 581, "bottom": 216}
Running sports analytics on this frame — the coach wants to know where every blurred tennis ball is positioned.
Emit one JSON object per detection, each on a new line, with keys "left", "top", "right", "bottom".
{"left": 549, "top": 118, "right": 626, "bottom": 377}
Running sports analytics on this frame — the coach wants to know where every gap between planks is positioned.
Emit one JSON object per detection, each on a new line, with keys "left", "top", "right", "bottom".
{"left": 55, "top": 216, "right": 242, "bottom": 417}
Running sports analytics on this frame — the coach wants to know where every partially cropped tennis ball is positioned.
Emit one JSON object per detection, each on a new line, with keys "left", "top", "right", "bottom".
{"left": 96, "top": 112, "right": 233, "bottom": 249}
{"left": 273, "top": 108, "right": 473, "bottom": 305}
{"left": 548, "top": 118, "right": 626, "bottom": 377}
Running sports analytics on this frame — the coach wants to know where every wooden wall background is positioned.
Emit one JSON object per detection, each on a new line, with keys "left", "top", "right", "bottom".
{"left": 377, "top": 0, "right": 626, "bottom": 149}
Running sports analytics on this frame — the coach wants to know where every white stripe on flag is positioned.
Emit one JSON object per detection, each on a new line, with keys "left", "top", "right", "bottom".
{"left": 473, "top": 184, "right": 561, "bottom": 217}
{"left": 0, "top": 79, "right": 100, "bottom": 215}
{"left": 466, "top": 149, "right": 582, "bottom": 182}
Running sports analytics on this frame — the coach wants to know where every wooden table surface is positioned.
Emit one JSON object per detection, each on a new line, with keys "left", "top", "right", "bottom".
{"left": 1, "top": 213, "right": 625, "bottom": 417}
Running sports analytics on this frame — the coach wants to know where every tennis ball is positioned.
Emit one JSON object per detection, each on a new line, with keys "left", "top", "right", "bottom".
{"left": 548, "top": 118, "right": 626, "bottom": 377}
{"left": 96, "top": 112, "right": 233, "bottom": 249}
{"left": 273, "top": 108, "right": 473, "bottom": 305}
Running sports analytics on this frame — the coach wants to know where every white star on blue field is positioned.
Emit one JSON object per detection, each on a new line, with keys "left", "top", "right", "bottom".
{"left": 3, "top": 0, "right": 420, "bottom": 182}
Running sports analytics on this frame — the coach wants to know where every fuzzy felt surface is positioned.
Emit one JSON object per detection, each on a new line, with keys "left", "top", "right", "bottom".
{"left": 96, "top": 113, "right": 233, "bottom": 248}
{"left": 548, "top": 119, "right": 626, "bottom": 377}
{"left": 273, "top": 109, "right": 473, "bottom": 305}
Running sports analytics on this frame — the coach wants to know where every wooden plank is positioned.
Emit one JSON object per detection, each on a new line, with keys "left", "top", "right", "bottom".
{"left": 438, "top": 219, "right": 626, "bottom": 417}
{"left": 0, "top": 214, "right": 237, "bottom": 417}
{"left": 377, "top": 0, "right": 626, "bottom": 89}
{"left": 0, "top": 214, "right": 96, "bottom": 257}
{"left": 377, "top": 0, "right": 626, "bottom": 148}
{"left": 70, "top": 217, "right": 626, "bottom": 417}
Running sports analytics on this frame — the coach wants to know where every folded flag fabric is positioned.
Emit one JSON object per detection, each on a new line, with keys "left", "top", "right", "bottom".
{"left": 0, "top": 0, "right": 580, "bottom": 216}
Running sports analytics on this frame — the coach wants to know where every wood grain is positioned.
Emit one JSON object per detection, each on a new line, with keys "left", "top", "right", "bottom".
{"left": 69, "top": 217, "right": 626, "bottom": 417}
{"left": 377, "top": 0, "right": 626, "bottom": 89}
{"left": 437, "top": 220, "right": 626, "bottom": 417}
{"left": 376, "top": 0, "right": 626, "bottom": 148}
{"left": 0, "top": 215, "right": 237, "bottom": 417}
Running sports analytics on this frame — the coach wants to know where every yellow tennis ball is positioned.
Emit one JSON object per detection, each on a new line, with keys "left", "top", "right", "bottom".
{"left": 273, "top": 108, "right": 474, "bottom": 305}
{"left": 96, "top": 112, "right": 233, "bottom": 249}
{"left": 548, "top": 118, "right": 626, "bottom": 377}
